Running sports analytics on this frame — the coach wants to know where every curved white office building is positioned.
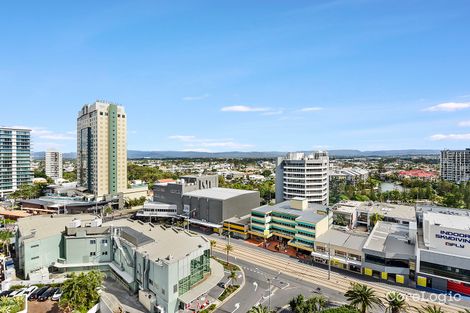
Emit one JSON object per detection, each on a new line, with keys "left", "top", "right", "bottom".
{"left": 275, "top": 151, "right": 329, "bottom": 205}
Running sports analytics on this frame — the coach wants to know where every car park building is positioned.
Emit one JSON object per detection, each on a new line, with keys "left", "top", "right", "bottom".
{"left": 15, "top": 214, "right": 223, "bottom": 313}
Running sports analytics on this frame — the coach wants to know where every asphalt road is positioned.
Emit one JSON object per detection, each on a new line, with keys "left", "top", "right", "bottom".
{"left": 214, "top": 251, "right": 348, "bottom": 313}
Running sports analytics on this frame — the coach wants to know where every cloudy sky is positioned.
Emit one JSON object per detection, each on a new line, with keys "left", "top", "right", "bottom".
{"left": 1, "top": 0, "right": 470, "bottom": 152}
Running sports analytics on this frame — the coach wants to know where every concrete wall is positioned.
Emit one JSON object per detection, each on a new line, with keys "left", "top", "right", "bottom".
{"left": 22, "top": 234, "right": 63, "bottom": 278}
{"left": 65, "top": 234, "right": 112, "bottom": 264}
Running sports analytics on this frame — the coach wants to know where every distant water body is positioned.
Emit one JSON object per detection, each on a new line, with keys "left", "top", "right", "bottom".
{"left": 380, "top": 182, "right": 404, "bottom": 192}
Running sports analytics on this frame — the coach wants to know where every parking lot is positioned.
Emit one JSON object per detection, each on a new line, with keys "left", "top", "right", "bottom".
{"left": 27, "top": 300, "right": 60, "bottom": 313}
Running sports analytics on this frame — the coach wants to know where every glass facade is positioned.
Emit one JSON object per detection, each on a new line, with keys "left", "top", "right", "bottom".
{"left": 178, "top": 249, "right": 210, "bottom": 295}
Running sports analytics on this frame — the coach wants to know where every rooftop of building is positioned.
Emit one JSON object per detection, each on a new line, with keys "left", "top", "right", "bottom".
{"left": 224, "top": 214, "right": 251, "bottom": 225}
{"left": 363, "top": 221, "right": 414, "bottom": 258}
{"left": 416, "top": 204, "right": 470, "bottom": 217}
{"left": 0, "top": 126, "right": 32, "bottom": 132}
{"left": 103, "top": 219, "right": 209, "bottom": 263}
{"left": 253, "top": 200, "right": 329, "bottom": 224}
{"left": 183, "top": 187, "right": 258, "bottom": 200}
{"left": 424, "top": 211, "right": 470, "bottom": 231}
{"left": 17, "top": 214, "right": 97, "bottom": 242}
{"left": 336, "top": 200, "right": 417, "bottom": 222}
{"left": 315, "top": 229, "right": 368, "bottom": 252}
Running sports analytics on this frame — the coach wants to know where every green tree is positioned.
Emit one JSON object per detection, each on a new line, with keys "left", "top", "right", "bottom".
{"left": 228, "top": 270, "right": 237, "bottom": 286}
{"left": 417, "top": 305, "right": 445, "bottom": 313}
{"left": 345, "top": 283, "right": 383, "bottom": 313}
{"left": 320, "top": 306, "right": 360, "bottom": 313}
{"left": 369, "top": 213, "right": 384, "bottom": 227}
{"left": 0, "top": 230, "right": 13, "bottom": 256}
{"left": 0, "top": 296, "right": 25, "bottom": 313}
{"left": 289, "top": 294, "right": 305, "bottom": 313}
{"left": 384, "top": 292, "right": 408, "bottom": 313}
{"left": 60, "top": 271, "right": 103, "bottom": 313}
{"left": 247, "top": 305, "right": 272, "bottom": 313}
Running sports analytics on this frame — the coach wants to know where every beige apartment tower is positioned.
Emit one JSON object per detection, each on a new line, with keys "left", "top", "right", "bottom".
{"left": 77, "top": 101, "right": 127, "bottom": 198}
{"left": 45, "top": 149, "right": 63, "bottom": 179}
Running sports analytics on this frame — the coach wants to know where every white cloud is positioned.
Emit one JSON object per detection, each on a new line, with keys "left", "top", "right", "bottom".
{"left": 423, "top": 102, "right": 470, "bottom": 112}
{"left": 169, "top": 135, "right": 253, "bottom": 150}
{"left": 168, "top": 135, "right": 196, "bottom": 142}
{"left": 458, "top": 120, "right": 470, "bottom": 127}
{"left": 262, "top": 109, "right": 284, "bottom": 116}
{"left": 430, "top": 133, "right": 470, "bottom": 141}
{"left": 299, "top": 107, "right": 323, "bottom": 112}
{"left": 221, "top": 105, "right": 269, "bottom": 112}
{"left": 182, "top": 93, "right": 210, "bottom": 101}
{"left": 11, "top": 126, "right": 75, "bottom": 140}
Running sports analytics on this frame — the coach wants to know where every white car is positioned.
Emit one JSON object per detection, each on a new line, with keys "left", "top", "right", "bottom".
{"left": 21, "top": 286, "right": 38, "bottom": 297}
{"left": 51, "top": 288, "right": 62, "bottom": 301}
{"left": 9, "top": 287, "right": 27, "bottom": 297}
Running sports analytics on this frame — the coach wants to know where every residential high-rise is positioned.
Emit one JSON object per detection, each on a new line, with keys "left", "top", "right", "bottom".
{"left": 440, "top": 149, "right": 470, "bottom": 183}
{"left": 45, "top": 149, "right": 63, "bottom": 180}
{"left": 0, "top": 127, "right": 32, "bottom": 197}
{"left": 77, "top": 101, "right": 127, "bottom": 198}
{"left": 275, "top": 151, "right": 329, "bottom": 205}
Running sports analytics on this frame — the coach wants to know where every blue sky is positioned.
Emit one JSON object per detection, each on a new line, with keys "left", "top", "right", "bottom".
{"left": 1, "top": 0, "right": 470, "bottom": 153}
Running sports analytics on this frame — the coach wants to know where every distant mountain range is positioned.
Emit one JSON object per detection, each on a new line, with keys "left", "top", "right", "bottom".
{"left": 32, "top": 149, "right": 441, "bottom": 160}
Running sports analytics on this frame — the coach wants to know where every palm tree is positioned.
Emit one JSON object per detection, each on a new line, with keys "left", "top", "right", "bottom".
{"left": 224, "top": 243, "right": 233, "bottom": 265}
{"left": 370, "top": 213, "right": 384, "bottom": 227}
{"left": 384, "top": 292, "right": 408, "bottom": 313}
{"left": 228, "top": 270, "right": 238, "bottom": 286}
{"left": 304, "top": 295, "right": 328, "bottom": 312}
{"left": 247, "top": 305, "right": 271, "bottom": 313}
{"left": 289, "top": 294, "right": 305, "bottom": 313}
{"left": 345, "top": 283, "right": 383, "bottom": 313}
{"left": 417, "top": 305, "right": 445, "bottom": 313}
{"left": 0, "top": 230, "right": 13, "bottom": 256}
{"left": 210, "top": 240, "right": 217, "bottom": 256}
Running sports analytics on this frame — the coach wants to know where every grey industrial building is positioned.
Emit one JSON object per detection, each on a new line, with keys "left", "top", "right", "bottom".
{"left": 183, "top": 188, "right": 260, "bottom": 227}
{"left": 153, "top": 175, "right": 218, "bottom": 214}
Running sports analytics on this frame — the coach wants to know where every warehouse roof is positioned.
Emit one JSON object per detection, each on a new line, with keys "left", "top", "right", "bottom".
{"left": 424, "top": 212, "right": 470, "bottom": 231}
{"left": 315, "top": 229, "right": 368, "bottom": 252}
{"left": 363, "top": 221, "right": 414, "bottom": 258}
{"left": 183, "top": 187, "right": 258, "bottom": 200}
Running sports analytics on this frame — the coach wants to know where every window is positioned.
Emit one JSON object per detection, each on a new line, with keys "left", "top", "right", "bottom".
{"left": 173, "top": 284, "right": 178, "bottom": 293}
{"left": 162, "top": 288, "right": 165, "bottom": 295}
{"left": 149, "top": 279, "right": 153, "bottom": 286}
{"left": 100, "top": 112, "right": 103, "bottom": 116}
{"left": 31, "top": 244, "right": 39, "bottom": 248}
{"left": 90, "top": 252, "right": 96, "bottom": 256}
{"left": 102, "top": 251, "right": 108, "bottom": 256}
{"left": 31, "top": 256, "right": 39, "bottom": 260}
{"left": 101, "top": 239, "right": 108, "bottom": 244}
{"left": 90, "top": 240, "right": 96, "bottom": 244}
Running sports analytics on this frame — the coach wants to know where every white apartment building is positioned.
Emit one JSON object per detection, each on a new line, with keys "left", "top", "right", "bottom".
{"left": 77, "top": 101, "right": 127, "bottom": 198}
{"left": 440, "top": 149, "right": 470, "bottom": 183}
{"left": 45, "top": 149, "right": 63, "bottom": 179}
{"left": 0, "top": 127, "right": 32, "bottom": 197}
{"left": 275, "top": 151, "right": 329, "bottom": 205}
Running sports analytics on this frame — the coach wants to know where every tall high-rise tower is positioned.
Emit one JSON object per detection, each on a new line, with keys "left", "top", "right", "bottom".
{"left": 77, "top": 101, "right": 127, "bottom": 198}
{"left": 275, "top": 151, "right": 329, "bottom": 205}
{"left": 0, "top": 127, "right": 32, "bottom": 196}
{"left": 45, "top": 149, "right": 63, "bottom": 180}
{"left": 440, "top": 148, "right": 470, "bottom": 183}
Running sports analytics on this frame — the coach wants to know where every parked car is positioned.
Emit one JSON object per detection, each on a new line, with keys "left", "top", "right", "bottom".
{"left": 51, "top": 288, "right": 62, "bottom": 301}
{"left": 20, "top": 285, "right": 38, "bottom": 297}
{"left": 28, "top": 286, "right": 49, "bottom": 301}
{"left": 9, "top": 288, "right": 27, "bottom": 297}
{"left": 0, "top": 289, "right": 13, "bottom": 297}
{"left": 38, "top": 287, "right": 57, "bottom": 301}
